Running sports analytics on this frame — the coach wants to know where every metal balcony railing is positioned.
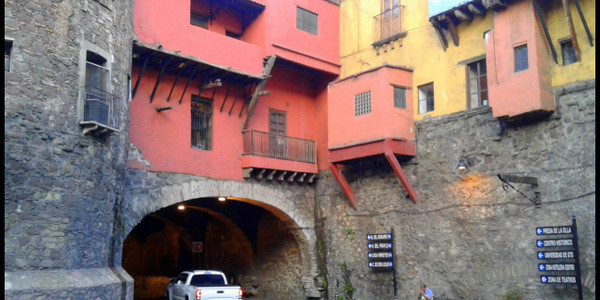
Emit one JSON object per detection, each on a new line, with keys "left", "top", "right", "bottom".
{"left": 83, "top": 85, "right": 118, "bottom": 128}
{"left": 243, "top": 130, "right": 316, "bottom": 164}
{"left": 373, "top": 5, "right": 403, "bottom": 43}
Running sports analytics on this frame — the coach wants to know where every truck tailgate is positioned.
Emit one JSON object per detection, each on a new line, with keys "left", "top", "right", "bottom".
{"left": 196, "top": 286, "right": 241, "bottom": 300}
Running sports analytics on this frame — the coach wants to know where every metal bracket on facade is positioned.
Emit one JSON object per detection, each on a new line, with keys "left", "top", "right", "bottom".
{"left": 497, "top": 174, "right": 541, "bottom": 207}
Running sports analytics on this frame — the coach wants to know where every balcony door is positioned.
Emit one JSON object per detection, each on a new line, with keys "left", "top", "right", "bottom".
{"left": 269, "top": 110, "right": 287, "bottom": 159}
{"left": 381, "top": 0, "right": 400, "bottom": 39}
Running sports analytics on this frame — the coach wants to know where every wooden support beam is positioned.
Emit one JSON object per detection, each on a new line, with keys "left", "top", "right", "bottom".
{"left": 155, "top": 106, "right": 173, "bottom": 112}
{"left": 277, "top": 171, "right": 287, "bottom": 181}
{"left": 454, "top": 8, "right": 473, "bottom": 22}
{"left": 219, "top": 82, "right": 233, "bottom": 113}
{"left": 307, "top": 173, "right": 316, "bottom": 183}
{"left": 532, "top": 0, "right": 558, "bottom": 63}
{"left": 561, "top": 0, "right": 582, "bottom": 61}
{"left": 572, "top": 0, "right": 593, "bottom": 46}
{"left": 384, "top": 151, "right": 417, "bottom": 204}
{"left": 201, "top": 81, "right": 223, "bottom": 90}
{"left": 242, "top": 167, "right": 253, "bottom": 178}
{"left": 441, "top": 15, "right": 459, "bottom": 46}
{"left": 150, "top": 57, "right": 171, "bottom": 103}
{"left": 266, "top": 169, "right": 276, "bottom": 180}
{"left": 239, "top": 83, "right": 256, "bottom": 118}
{"left": 287, "top": 172, "right": 297, "bottom": 182}
{"left": 298, "top": 172, "right": 307, "bottom": 182}
{"left": 431, "top": 19, "right": 448, "bottom": 52}
{"left": 228, "top": 83, "right": 242, "bottom": 116}
{"left": 178, "top": 71, "right": 196, "bottom": 105}
{"left": 468, "top": 3, "right": 486, "bottom": 16}
{"left": 329, "top": 163, "right": 357, "bottom": 210}
{"left": 242, "top": 55, "right": 277, "bottom": 130}
{"left": 167, "top": 68, "right": 183, "bottom": 102}
{"left": 482, "top": 0, "right": 508, "bottom": 10}
{"left": 256, "top": 169, "right": 266, "bottom": 180}
{"left": 258, "top": 90, "right": 270, "bottom": 96}
{"left": 132, "top": 53, "right": 152, "bottom": 99}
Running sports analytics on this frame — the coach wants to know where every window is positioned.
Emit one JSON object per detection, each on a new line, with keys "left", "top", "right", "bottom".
{"left": 514, "top": 44, "right": 528, "bottom": 72}
{"left": 297, "top": 7, "right": 318, "bottom": 35}
{"left": 393, "top": 86, "right": 406, "bottom": 109}
{"left": 191, "top": 95, "right": 212, "bottom": 150}
{"left": 378, "top": 0, "right": 401, "bottom": 40}
{"left": 269, "top": 110, "right": 287, "bottom": 159}
{"left": 5, "top": 39, "right": 12, "bottom": 72}
{"left": 560, "top": 39, "right": 577, "bottom": 66}
{"left": 418, "top": 83, "right": 434, "bottom": 114}
{"left": 191, "top": 11, "right": 208, "bottom": 28}
{"left": 226, "top": 31, "right": 242, "bottom": 40}
{"left": 467, "top": 59, "right": 488, "bottom": 108}
{"left": 84, "top": 51, "right": 111, "bottom": 125}
{"left": 354, "top": 91, "right": 371, "bottom": 116}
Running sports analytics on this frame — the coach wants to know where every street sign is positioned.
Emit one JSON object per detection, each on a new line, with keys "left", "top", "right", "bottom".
{"left": 368, "top": 252, "right": 393, "bottom": 259}
{"left": 536, "top": 239, "right": 573, "bottom": 247}
{"left": 368, "top": 242, "right": 393, "bottom": 250}
{"left": 538, "top": 263, "right": 576, "bottom": 271}
{"left": 192, "top": 241, "right": 203, "bottom": 253}
{"left": 537, "top": 251, "right": 575, "bottom": 259}
{"left": 536, "top": 226, "right": 572, "bottom": 235}
{"left": 368, "top": 261, "right": 393, "bottom": 268}
{"left": 535, "top": 217, "right": 583, "bottom": 300}
{"left": 367, "top": 233, "right": 392, "bottom": 241}
{"left": 540, "top": 275, "right": 578, "bottom": 284}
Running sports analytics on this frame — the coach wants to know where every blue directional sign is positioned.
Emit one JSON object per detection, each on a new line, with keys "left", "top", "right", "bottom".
{"left": 541, "top": 275, "right": 577, "bottom": 284}
{"left": 367, "top": 233, "right": 392, "bottom": 241}
{"left": 368, "top": 242, "right": 393, "bottom": 250}
{"left": 369, "top": 261, "right": 393, "bottom": 268}
{"left": 536, "top": 239, "right": 574, "bottom": 247}
{"left": 537, "top": 251, "right": 575, "bottom": 259}
{"left": 539, "top": 263, "right": 576, "bottom": 272}
{"left": 536, "top": 226, "right": 572, "bottom": 235}
{"left": 538, "top": 252, "right": 545, "bottom": 259}
{"left": 368, "top": 252, "right": 393, "bottom": 259}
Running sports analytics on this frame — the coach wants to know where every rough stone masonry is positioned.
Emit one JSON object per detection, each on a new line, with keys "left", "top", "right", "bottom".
{"left": 316, "top": 80, "right": 595, "bottom": 300}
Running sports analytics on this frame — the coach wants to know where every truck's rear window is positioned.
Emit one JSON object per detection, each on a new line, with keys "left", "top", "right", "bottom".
{"left": 190, "top": 274, "right": 226, "bottom": 286}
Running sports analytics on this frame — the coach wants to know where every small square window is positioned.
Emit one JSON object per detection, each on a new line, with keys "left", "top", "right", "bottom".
{"left": 226, "top": 31, "right": 242, "bottom": 40}
{"left": 514, "top": 44, "right": 528, "bottom": 72}
{"left": 297, "top": 7, "right": 318, "bottom": 35}
{"left": 5, "top": 39, "right": 13, "bottom": 72}
{"left": 191, "top": 11, "right": 208, "bottom": 28}
{"left": 354, "top": 91, "right": 371, "bottom": 116}
{"left": 418, "top": 83, "right": 434, "bottom": 114}
{"left": 393, "top": 86, "right": 406, "bottom": 109}
{"left": 560, "top": 39, "right": 577, "bottom": 66}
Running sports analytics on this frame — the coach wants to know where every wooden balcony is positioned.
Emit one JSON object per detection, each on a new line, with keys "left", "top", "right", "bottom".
{"left": 241, "top": 130, "right": 318, "bottom": 182}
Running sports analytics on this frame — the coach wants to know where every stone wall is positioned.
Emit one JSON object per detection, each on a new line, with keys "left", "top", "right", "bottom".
{"left": 316, "top": 80, "right": 595, "bottom": 300}
{"left": 4, "top": 0, "right": 134, "bottom": 298}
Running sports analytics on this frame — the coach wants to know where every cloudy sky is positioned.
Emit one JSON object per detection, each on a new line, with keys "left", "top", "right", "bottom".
{"left": 428, "top": 0, "right": 472, "bottom": 17}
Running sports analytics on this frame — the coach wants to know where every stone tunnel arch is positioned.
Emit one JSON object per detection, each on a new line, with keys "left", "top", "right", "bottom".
{"left": 121, "top": 177, "right": 320, "bottom": 298}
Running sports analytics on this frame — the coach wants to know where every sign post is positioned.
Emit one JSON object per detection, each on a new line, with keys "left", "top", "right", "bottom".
{"left": 366, "top": 229, "right": 396, "bottom": 297}
{"left": 535, "top": 217, "right": 582, "bottom": 300}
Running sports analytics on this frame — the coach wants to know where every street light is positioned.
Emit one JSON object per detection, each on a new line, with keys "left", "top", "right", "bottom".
{"left": 218, "top": 197, "right": 226, "bottom": 202}
{"left": 177, "top": 204, "right": 185, "bottom": 210}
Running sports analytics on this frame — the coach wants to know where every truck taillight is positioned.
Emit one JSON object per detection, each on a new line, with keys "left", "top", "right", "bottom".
{"left": 238, "top": 288, "right": 243, "bottom": 298}
{"left": 195, "top": 289, "right": 201, "bottom": 299}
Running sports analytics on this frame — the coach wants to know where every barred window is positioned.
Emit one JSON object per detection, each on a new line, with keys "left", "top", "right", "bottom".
{"left": 191, "top": 95, "right": 212, "bottom": 150}
{"left": 354, "top": 91, "right": 371, "bottom": 116}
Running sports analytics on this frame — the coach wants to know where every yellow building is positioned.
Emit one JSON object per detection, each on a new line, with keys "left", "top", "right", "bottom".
{"left": 339, "top": 0, "right": 595, "bottom": 121}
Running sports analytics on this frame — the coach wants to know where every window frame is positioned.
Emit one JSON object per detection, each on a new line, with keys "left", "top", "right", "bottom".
{"left": 5, "top": 39, "right": 13, "bottom": 72}
{"left": 417, "top": 83, "right": 434, "bottom": 115}
{"left": 514, "top": 44, "right": 528, "bottom": 72}
{"left": 354, "top": 90, "right": 372, "bottom": 116}
{"left": 296, "top": 6, "right": 318, "bottom": 36}
{"left": 392, "top": 85, "right": 406, "bottom": 109}
{"left": 466, "top": 58, "right": 488, "bottom": 109}
{"left": 559, "top": 38, "right": 577, "bottom": 66}
{"left": 190, "top": 10, "right": 209, "bottom": 28}
{"left": 191, "top": 95, "right": 213, "bottom": 151}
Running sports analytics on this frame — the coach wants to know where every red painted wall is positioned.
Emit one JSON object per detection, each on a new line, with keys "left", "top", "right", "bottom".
{"left": 133, "top": 0, "right": 264, "bottom": 75}
{"left": 486, "top": 0, "right": 554, "bottom": 118}
{"left": 130, "top": 0, "right": 340, "bottom": 179}
{"left": 327, "top": 66, "right": 414, "bottom": 150}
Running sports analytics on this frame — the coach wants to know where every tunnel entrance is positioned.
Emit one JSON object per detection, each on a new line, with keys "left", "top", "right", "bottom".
{"left": 122, "top": 197, "right": 306, "bottom": 299}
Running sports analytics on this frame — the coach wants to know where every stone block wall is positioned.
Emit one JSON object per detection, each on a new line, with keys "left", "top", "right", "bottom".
{"left": 5, "top": 0, "right": 134, "bottom": 298}
{"left": 316, "top": 80, "right": 595, "bottom": 300}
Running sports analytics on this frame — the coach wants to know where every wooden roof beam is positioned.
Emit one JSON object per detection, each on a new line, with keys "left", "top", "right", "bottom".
{"left": 454, "top": 8, "right": 473, "bottom": 22}
{"left": 242, "top": 55, "right": 277, "bottom": 130}
{"left": 468, "top": 3, "right": 486, "bottom": 16}
{"left": 561, "top": 0, "right": 581, "bottom": 61}
{"left": 430, "top": 19, "right": 448, "bottom": 52}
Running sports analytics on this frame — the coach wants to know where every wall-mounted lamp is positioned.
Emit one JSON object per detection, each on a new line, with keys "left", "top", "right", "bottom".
{"left": 457, "top": 156, "right": 473, "bottom": 170}
{"left": 177, "top": 204, "right": 185, "bottom": 210}
{"left": 218, "top": 196, "right": 227, "bottom": 202}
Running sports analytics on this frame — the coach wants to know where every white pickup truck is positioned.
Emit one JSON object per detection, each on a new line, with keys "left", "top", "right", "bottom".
{"left": 165, "top": 270, "right": 243, "bottom": 300}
